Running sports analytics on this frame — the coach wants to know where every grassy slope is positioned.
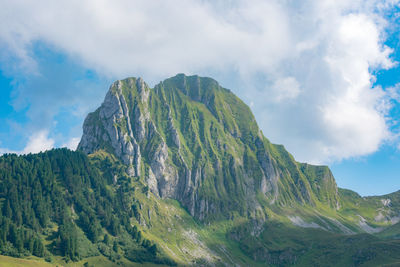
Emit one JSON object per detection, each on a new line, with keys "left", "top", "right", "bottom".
{"left": 228, "top": 219, "right": 400, "bottom": 267}
{"left": 143, "top": 195, "right": 400, "bottom": 266}
{"left": 0, "top": 255, "right": 171, "bottom": 267}
{"left": 377, "top": 222, "right": 400, "bottom": 239}
{"left": 338, "top": 189, "right": 400, "bottom": 229}
{"left": 108, "top": 165, "right": 400, "bottom": 266}
{"left": 0, "top": 255, "right": 53, "bottom": 267}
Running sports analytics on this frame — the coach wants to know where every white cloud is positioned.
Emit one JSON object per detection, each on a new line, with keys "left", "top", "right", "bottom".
{"left": 0, "top": 130, "right": 54, "bottom": 155}
{"left": 271, "top": 77, "right": 301, "bottom": 102}
{"left": 0, "top": 0, "right": 293, "bottom": 79}
{"left": 0, "top": 132, "right": 80, "bottom": 155}
{"left": 0, "top": 0, "right": 399, "bottom": 163}
{"left": 22, "top": 130, "right": 55, "bottom": 154}
{"left": 0, "top": 148, "right": 15, "bottom": 155}
{"left": 387, "top": 83, "right": 400, "bottom": 102}
{"left": 61, "top": 137, "right": 80, "bottom": 150}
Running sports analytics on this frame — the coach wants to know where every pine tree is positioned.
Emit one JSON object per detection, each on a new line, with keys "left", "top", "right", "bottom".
{"left": 149, "top": 244, "right": 157, "bottom": 256}
{"left": 28, "top": 238, "right": 34, "bottom": 253}
{"left": 33, "top": 239, "right": 44, "bottom": 257}
{"left": 3, "top": 200, "right": 12, "bottom": 219}
{"left": 113, "top": 240, "right": 118, "bottom": 252}
{"left": 103, "top": 234, "right": 110, "bottom": 245}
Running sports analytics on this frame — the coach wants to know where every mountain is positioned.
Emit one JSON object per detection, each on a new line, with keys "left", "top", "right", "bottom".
{"left": 78, "top": 74, "right": 340, "bottom": 220}
{"left": 0, "top": 74, "right": 400, "bottom": 266}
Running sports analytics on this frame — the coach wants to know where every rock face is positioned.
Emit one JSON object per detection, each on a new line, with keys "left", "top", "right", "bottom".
{"left": 78, "top": 74, "right": 340, "bottom": 221}
{"left": 79, "top": 79, "right": 143, "bottom": 176}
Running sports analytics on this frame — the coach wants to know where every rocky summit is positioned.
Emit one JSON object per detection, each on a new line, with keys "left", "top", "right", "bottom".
{"left": 1, "top": 74, "right": 400, "bottom": 266}
{"left": 79, "top": 74, "right": 339, "bottom": 221}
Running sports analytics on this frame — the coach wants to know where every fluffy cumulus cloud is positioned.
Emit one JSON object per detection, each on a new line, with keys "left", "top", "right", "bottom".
{"left": 0, "top": 131, "right": 80, "bottom": 155}
{"left": 22, "top": 130, "right": 55, "bottom": 154}
{"left": 270, "top": 77, "right": 301, "bottom": 102}
{"left": 0, "top": 130, "right": 54, "bottom": 155}
{"left": 61, "top": 137, "right": 80, "bottom": 151}
{"left": 0, "top": 0, "right": 399, "bottom": 162}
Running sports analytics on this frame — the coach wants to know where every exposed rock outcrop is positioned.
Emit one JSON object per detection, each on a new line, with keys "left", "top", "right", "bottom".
{"left": 78, "top": 74, "right": 340, "bottom": 221}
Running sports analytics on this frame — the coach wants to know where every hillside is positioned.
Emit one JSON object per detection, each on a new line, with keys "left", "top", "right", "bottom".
{"left": 0, "top": 74, "right": 399, "bottom": 266}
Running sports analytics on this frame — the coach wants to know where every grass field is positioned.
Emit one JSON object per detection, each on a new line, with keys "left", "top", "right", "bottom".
{"left": 0, "top": 255, "right": 171, "bottom": 267}
{"left": 0, "top": 255, "right": 54, "bottom": 267}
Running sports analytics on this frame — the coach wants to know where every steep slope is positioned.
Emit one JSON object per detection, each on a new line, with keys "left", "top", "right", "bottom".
{"left": 378, "top": 222, "right": 400, "bottom": 239}
{"left": 79, "top": 74, "right": 340, "bottom": 222}
{"left": 229, "top": 220, "right": 400, "bottom": 266}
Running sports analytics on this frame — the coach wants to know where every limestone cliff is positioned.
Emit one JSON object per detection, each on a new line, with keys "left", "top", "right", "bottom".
{"left": 78, "top": 74, "right": 340, "bottom": 221}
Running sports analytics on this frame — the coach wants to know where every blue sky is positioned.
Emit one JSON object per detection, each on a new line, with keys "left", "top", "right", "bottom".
{"left": 0, "top": 0, "right": 399, "bottom": 196}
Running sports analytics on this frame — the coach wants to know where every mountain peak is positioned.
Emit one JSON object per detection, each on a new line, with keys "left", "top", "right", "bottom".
{"left": 161, "top": 73, "right": 225, "bottom": 102}
{"left": 108, "top": 76, "right": 149, "bottom": 100}
{"left": 78, "top": 74, "right": 340, "bottom": 220}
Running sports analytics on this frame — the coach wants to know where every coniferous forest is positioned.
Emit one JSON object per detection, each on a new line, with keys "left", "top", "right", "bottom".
{"left": 0, "top": 149, "right": 171, "bottom": 265}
